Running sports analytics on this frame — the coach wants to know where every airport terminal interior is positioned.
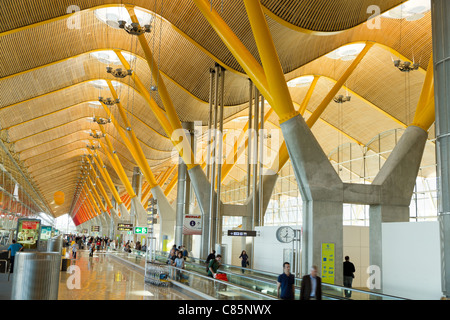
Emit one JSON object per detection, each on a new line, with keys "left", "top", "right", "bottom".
{"left": 0, "top": 0, "right": 449, "bottom": 301}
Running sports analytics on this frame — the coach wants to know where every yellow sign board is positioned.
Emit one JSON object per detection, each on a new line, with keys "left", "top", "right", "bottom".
{"left": 321, "top": 243, "right": 335, "bottom": 284}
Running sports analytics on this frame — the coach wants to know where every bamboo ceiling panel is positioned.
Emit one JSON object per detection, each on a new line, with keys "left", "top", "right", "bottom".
{"left": 261, "top": 0, "right": 403, "bottom": 32}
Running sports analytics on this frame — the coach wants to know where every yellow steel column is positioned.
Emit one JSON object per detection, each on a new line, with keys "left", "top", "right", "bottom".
{"left": 88, "top": 164, "right": 114, "bottom": 213}
{"left": 83, "top": 184, "right": 101, "bottom": 217}
{"left": 192, "top": 0, "right": 273, "bottom": 104}
{"left": 87, "top": 176, "right": 107, "bottom": 213}
{"left": 306, "top": 42, "right": 374, "bottom": 127}
{"left": 95, "top": 134, "right": 137, "bottom": 200}
{"left": 411, "top": 55, "right": 435, "bottom": 131}
{"left": 299, "top": 76, "right": 320, "bottom": 115}
{"left": 105, "top": 81, "right": 159, "bottom": 187}
{"left": 114, "top": 51, "right": 196, "bottom": 169}
{"left": 244, "top": 0, "right": 297, "bottom": 123}
{"left": 87, "top": 149, "right": 124, "bottom": 217}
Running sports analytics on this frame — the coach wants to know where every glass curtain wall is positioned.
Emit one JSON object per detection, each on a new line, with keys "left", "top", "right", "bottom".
{"left": 220, "top": 128, "right": 438, "bottom": 227}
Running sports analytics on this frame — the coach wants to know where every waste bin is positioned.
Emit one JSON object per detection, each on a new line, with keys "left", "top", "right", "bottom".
{"left": 47, "top": 236, "right": 63, "bottom": 253}
{"left": 11, "top": 252, "right": 61, "bottom": 300}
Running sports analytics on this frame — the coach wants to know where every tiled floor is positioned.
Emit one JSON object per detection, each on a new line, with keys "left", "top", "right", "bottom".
{"left": 58, "top": 250, "right": 191, "bottom": 300}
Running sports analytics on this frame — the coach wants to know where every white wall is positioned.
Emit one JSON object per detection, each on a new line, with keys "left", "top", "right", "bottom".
{"left": 382, "top": 221, "right": 442, "bottom": 300}
{"left": 253, "top": 225, "right": 302, "bottom": 275}
{"left": 343, "top": 226, "right": 370, "bottom": 288}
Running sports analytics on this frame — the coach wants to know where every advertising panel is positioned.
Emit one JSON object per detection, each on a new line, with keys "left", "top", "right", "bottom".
{"left": 16, "top": 218, "right": 41, "bottom": 250}
{"left": 40, "top": 226, "right": 53, "bottom": 240}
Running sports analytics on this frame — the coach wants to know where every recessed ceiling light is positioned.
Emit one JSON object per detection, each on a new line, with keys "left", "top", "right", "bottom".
{"left": 287, "top": 75, "right": 315, "bottom": 88}
{"left": 326, "top": 43, "right": 366, "bottom": 61}
{"left": 381, "top": 0, "right": 430, "bottom": 20}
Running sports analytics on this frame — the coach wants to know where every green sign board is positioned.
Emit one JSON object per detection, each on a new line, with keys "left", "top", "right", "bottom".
{"left": 134, "top": 227, "right": 148, "bottom": 235}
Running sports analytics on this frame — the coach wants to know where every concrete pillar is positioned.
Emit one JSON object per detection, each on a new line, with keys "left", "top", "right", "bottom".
{"left": 280, "top": 114, "right": 344, "bottom": 284}
{"left": 431, "top": 0, "right": 450, "bottom": 297}
{"left": 130, "top": 167, "right": 147, "bottom": 228}
{"left": 369, "top": 125, "right": 428, "bottom": 291}
{"left": 151, "top": 185, "right": 176, "bottom": 251}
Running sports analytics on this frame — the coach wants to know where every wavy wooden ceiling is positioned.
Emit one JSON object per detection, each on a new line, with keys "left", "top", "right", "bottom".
{"left": 0, "top": 0, "right": 433, "bottom": 218}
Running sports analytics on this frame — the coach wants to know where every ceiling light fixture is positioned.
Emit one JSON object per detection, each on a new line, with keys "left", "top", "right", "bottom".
{"left": 106, "top": 67, "right": 133, "bottom": 78}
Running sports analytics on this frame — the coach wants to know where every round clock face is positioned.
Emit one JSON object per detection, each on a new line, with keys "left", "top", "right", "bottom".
{"left": 276, "top": 226, "right": 295, "bottom": 243}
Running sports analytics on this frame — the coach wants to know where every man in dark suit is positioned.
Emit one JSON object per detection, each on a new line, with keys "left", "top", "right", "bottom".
{"left": 300, "top": 265, "right": 322, "bottom": 300}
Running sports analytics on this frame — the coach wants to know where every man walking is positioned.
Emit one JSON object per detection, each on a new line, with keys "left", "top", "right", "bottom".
{"left": 343, "top": 256, "right": 356, "bottom": 298}
{"left": 300, "top": 265, "right": 322, "bottom": 300}
{"left": 277, "top": 262, "right": 295, "bottom": 300}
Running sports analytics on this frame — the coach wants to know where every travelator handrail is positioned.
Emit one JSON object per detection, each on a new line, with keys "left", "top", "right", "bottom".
{"left": 167, "top": 264, "right": 278, "bottom": 300}
{"left": 156, "top": 250, "right": 406, "bottom": 300}
{"left": 152, "top": 250, "right": 341, "bottom": 300}
{"left": 107, "top": 250, "right": 277, "bottom": 300}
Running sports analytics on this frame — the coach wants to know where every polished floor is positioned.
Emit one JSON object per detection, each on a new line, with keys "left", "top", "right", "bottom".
{"left": 58, "top": 250, "right": 192, "bottom": 300}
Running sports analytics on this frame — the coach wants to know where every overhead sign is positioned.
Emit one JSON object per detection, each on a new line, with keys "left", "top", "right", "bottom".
{"left": 227, "top": 230, "right": 257, "bottom": 237}
{"left": 118, "top": 226, "right": 133, "bottom": 231}
{"left": 118, "top": 223, "right": 133, "bottom": 228}
{"left": 134, "top": 227, "right": 148, "bottom": 235}
{"left": 91, "top": 226, "right": 100, "bottom": 232}
{"left": 321, "top": 243, "right": 335, "bottom": 284}
{"left": 183, "top": 215, "right": 202, "bottom": 235}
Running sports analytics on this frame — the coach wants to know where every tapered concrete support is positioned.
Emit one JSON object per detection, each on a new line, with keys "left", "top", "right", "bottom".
{"left": 118, "top": 203, "right": 130, "bottom": 220}
{"left": 151, "top": 185, "right": 176, "bottom": 251}
{"left": 369, "top": 125, "right": 428, "bottom": 291}
{"left": 110, "top": 207, "right": 120, "bottom": 221}
{"left": 280, "top": 114, "right": 343, "bottom": 283}
{"left": 302, "top": 200, "right": 343, "bottom": 284}
{"left": 131, "top": 167, "right": 147, "bottom": 227}
{"left": 130, "top": 197, "right": 148, "bottom": 227}
{"left": 244, "top": 170, "right": 279, "bottom": 222}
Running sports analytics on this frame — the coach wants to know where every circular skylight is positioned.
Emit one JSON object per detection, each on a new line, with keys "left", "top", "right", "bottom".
{"left": 94, "top": 6, "right": 153, "bottom": 29}
{"left": 326, "top": 43, "right": 366, "bottom": 61}
{"left": 89, "top": 79, "right": 122, "bottom": 89}
{"left": 90, "top": 50, "right": 136, "bottom": 65}
{"left": 381, "top": 0, "right": 430, "bottom": 21}
{"left": 287, "top": 75, "right": 315, "bottom": 88}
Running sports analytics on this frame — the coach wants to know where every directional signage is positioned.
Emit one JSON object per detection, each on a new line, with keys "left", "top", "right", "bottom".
{"left": 91, "top": 226, "right": 100, "bottom": 232}
{"left": 117, "top": 223, "right": 133, "bottom": 231}
{"left": 227, "top": 230, "right": 257, "bottom": 237}
{"left": 134, "top": 227, "right": 148, "bottom": 235}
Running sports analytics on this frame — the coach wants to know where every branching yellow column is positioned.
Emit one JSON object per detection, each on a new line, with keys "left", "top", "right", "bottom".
{"left": 244, "top": 0, "right": 297, "bottom": 123}
{"left": 87, "top": 176, "right": 107, "bottom": 213}
{"left": 95, "top": 133, "right": 137, "bottom": 200}
{"left": 306, "top": 42, "right": 374, "bottom": 127}
{"left": 87, "top": 149, "right": 125, "bottom": 218}
{"left": 105, "top": 81, "right": 159, "bottom": 187}
{"left": 114, "top": 50, "right": 195, "bottom": 168}
{"left": 411, "top": 55, "right": 435, "bottom": 131}
{"left": 88, "top": 164, "right": 114, "bottom": 214}
{"left": 192, "top": 0, "right": 273, "bottom": 104}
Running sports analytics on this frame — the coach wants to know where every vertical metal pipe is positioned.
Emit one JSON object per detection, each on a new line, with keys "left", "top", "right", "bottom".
{"left": 206, "top": 69, "right": 215, "bottom": 180}
{"left": 175, "top": 154, "right": 186, "bottom": 247}
{"left": 216, "top": 66, "right": 225, "bottom": 246}
{"left": 253, "top": 87, "right": 259, "bottom": 228}
{"left": 208, "top": 64, "right": 220, "bottom": 253}
{"left": 247, "top": 79, "right": 253, "bottom": 198}
{"left": 431, "top": 0, "right": 450, "bottom": 297}
{"left": 259, "top": 95, "right": 265, "bottom": 226}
